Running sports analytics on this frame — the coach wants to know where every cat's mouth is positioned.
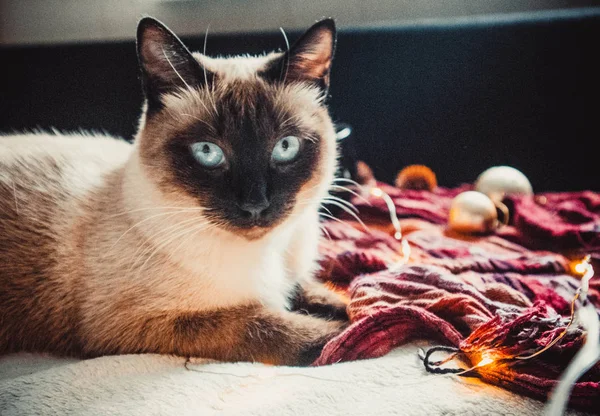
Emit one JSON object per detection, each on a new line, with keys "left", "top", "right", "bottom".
{"left": 213, "top": 204, "right": 292, "bottom": 239}
{"left": 234, "top": 212, "right": 282, "bottom": 230}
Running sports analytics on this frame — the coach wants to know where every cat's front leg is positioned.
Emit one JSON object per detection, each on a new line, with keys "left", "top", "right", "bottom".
{"left": 291, "top": 278, "right": 349, "bottom": 321}
{"left": 82, "top": 305, "right": 344, "bottom": 366}
{"left": 285, "top": 212, "right": 349, "bottom": 321}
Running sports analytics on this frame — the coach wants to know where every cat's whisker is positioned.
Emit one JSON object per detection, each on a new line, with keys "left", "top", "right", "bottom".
{"left": 321, "top": 199, "right": 368, "bottom": 231}
{"left": 329, "top": 185, "right": 371, "bottom": 205}
{"left": 188, "top": 91, "right": 214, "bottom": 119}
{"left": 167, "top": 221, "right": 219, "bottom": 260}
{"left": 332, "top": 177, "right": 364, "bottom": 189}
{"left": 279, "top": 27, "right": 290, "bottom": 84}
{"left": 298, "top": 182, "right": 325, "bottom": 195}
{"left": 131, "top": 225, "right": 208, "bottom": 276}
{"left": 304, "top": 135, "right": 318, "bottom": 143}
{"left": 320, "top": 204, "right": 334, "bottom": 215}
{"left": 128, "top": 221, "right": 196, "bottom": 270}
{"left": 108, "top": 210, "right": 197, "bottom": 252}
{"left": 180, "top": 113, "right": 216, "bottom": 132}
{"left": 129, "top": 216, "right": 213, "bottom": 272}
{"left": 106, "top": 207, "right": 205, "bottom": 219}
{"left": 323, "top": 195, "right": 359, "bottom": 213}
{"left": 318, "top": 212, "right": 358, "bottom": 232}
{"left": 279, "top": 113, "right": 301, "bottom": 129}
{"left": 162, "top": 47, "right": 193, "bottom": 92}
{"left": 319, "top": 224, "right": 332, "bottom": 241}
{"left": 203, "top": 25, "right": 219, "bottom": 117}
{"left": 135, "top": 219, "right": 216, "bottom": 278}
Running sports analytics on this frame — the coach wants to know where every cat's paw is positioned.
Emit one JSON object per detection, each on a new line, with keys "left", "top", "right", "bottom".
{"left": 291, "top": 281, "right": 350, "bottom": 321}
{"left": 296, "top": 300, "right": 349, "bottom": 321}
{"left": 295, "top": 319, "right": 346, "bottom": 366}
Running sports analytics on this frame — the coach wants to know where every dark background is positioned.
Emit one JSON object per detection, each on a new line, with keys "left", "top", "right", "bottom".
{"left": 1, "top": 8, "right": 599, "bottom": 191}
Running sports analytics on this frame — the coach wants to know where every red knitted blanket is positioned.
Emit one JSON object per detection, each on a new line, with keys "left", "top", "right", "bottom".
{"left": 314, "top": 182, "right": 600, "bottom": 411}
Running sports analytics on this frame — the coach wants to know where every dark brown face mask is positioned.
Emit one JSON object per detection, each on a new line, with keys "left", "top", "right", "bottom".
{"left": 135, "top": 17, "right": 336, "bottom": 232}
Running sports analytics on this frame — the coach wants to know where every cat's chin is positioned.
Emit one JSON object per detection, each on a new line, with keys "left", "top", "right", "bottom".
{"left": 236, "top": 226, "right": 273, "bottom": 241}
{"left": 219, "top": 218, "right": 289, "bottom": 241}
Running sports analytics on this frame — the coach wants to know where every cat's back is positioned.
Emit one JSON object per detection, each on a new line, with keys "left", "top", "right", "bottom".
{"left": 0, "top": 132, "right": 131, "bottom": 221}
{"left": 0, "top": 132, "right": 132, "bottom": 168}
{"left": 0, "top": 132, "right": 132, "bottom": 354}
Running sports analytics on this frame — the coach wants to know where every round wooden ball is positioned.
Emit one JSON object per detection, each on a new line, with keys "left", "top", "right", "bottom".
{"left": 448, "top": 191, "right": 498, "bottom": 234}
{"left": 475, "top": 166, "right": 533, "bottom": 202}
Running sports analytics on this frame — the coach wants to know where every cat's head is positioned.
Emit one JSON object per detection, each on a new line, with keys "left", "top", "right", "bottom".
{"left": 134, "top": 17, "right": 337, "bottom": 239}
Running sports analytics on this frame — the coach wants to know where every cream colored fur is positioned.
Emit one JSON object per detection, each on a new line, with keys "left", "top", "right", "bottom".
{"left": 0, "top": 127, "right": 330, "bottom": 318}
{"left": 1, "top": 18, "right": 341, "bottom": 363}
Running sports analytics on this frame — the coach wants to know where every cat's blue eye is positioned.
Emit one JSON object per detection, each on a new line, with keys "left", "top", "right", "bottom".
{"left": 191, "top": 142, "right": 225, "bottom": 168}
{"left": 271, "top": 136, "right": 300, "bottom": 164}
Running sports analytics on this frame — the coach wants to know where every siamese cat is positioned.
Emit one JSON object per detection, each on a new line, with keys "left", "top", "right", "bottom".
{"left": 0, "top": 17, "right": 348, "bottom": 365}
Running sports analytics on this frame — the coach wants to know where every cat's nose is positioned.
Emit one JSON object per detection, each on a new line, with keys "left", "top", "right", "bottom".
{"left": 239, "top": 199, "right": 270, "bottom": 220}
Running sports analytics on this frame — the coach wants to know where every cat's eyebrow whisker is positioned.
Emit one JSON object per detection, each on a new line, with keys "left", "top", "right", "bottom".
{"left": 304, "top": 135, "right": 318, "bottom": 143}
{"left": 187, "top": 91, "right": 214, "bottom": 119}
{"left": 279, "top": 27, "right": 290, "bottom": 84}
{"left": 179, "top": 113, "right": 216, "bottom": 132}
{"left": 278, "top": 113, "right": 300, "bottom": 129}
{"left": 162, "top": 47, "right": 193, "bottom": 92}
{"left": 202, "top": 25, "right": 219, "bottom": 118}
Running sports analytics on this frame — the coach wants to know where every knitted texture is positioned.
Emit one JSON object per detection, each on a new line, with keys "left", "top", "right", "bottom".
{"left": 315, "top": 185, "right": 600, "bottom": 411}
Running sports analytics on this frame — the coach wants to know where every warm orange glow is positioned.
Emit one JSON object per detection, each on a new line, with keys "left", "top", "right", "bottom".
{"left": 476, "top": 353, "right": 494, "bottom": 368}
{"left": 571, "top": 255, "right": 592, "bottom": 276}
{"left": 574, "top": 261, "right": 587, "bottom": 274}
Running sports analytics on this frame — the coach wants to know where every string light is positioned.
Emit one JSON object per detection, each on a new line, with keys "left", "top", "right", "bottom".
{"left": 367, "top": 181, "right": 597, "bottom": 410}
{"left": 572, "top": 255, "right": 591, "bottom": 276}
{"left": 424, "top": 254, "right": 597, "bottom": 402}
{"left": 546, "top": 256, "right": 598, "bottom": 416}
{"left": 370, "top": 187, "right": 411, "bottom": 263}
{"left": 476, "top": 354, "right": 495, "bottom": 368}
{"left": 574, "top": 261, "right": 587, "bottom": 275}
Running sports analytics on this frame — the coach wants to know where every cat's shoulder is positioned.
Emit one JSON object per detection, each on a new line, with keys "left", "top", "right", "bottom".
{"left": 0, "top": 130, "right": 132, "bottom": 166}
{"left": 1, "top": 130, "right": 131, "bottom": 155}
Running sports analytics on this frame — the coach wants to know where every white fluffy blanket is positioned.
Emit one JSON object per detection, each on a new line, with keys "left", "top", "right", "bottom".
{"left": 0, "top": 342, "right": 586, "bottom": 415}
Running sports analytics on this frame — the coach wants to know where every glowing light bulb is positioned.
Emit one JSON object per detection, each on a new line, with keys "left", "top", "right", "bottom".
{"left": 476, "top": 354, "right": 494, "bottom": 368}
{"left": 371, "top": 187, "right": 383, "bottom": 197}
{"left": 574, "top": 261, "right": 587, "bottom": 275}
{"left": 571, "top": 256, "right": 593, "bottom": 282}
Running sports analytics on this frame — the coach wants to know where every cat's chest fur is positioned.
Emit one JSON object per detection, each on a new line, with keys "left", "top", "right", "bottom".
{"left": 144, "top": 224, "right": 299, "bottom": 311}
{"left": 83, "top": 155, "right": 316, "bottom": 314}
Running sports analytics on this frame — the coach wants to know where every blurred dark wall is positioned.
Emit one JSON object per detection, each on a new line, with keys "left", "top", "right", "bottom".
{"left": 1, "top": 8, "right": 599, "bottom": 191}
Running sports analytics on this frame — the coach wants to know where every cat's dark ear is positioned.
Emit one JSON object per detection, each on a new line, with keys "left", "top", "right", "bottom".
{"left": 137, "top": 17, "right": 207, "bottom": 110}
{"left": 263, "top": 19, "right": 336, "bottom": 92}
